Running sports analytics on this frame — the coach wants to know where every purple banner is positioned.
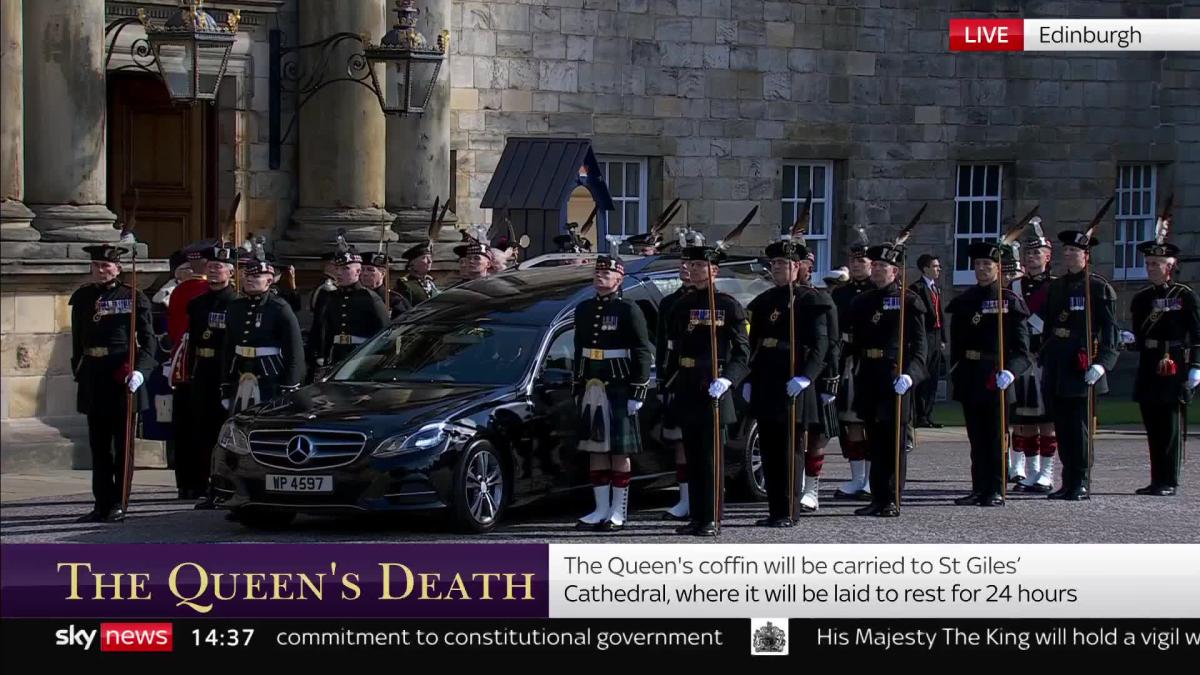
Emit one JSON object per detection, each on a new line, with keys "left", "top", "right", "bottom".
{"left": 0, "top": 544, "right": 549, "bottom": 619}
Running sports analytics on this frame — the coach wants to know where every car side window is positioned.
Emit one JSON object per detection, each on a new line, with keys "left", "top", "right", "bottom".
{"left": 542, "top": 326, "right": 575, "bottom": 374}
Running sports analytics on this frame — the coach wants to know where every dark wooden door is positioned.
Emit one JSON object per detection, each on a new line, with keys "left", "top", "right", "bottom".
{"left": 108, "top": 74, "right": 214, "bottom": 259}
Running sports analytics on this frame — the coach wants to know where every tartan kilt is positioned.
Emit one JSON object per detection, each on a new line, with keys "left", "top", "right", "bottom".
{"left": 817, "top": 394, "right": 840, "bottom": 439}
{"left": 577, "top": 379, "right": 643, "bottom": 455}
{"left": 835, "top": 355, "right": 863, "bottom": 423}
{"left": 1011, "top": 361, "right": 1049, "bottom": 423}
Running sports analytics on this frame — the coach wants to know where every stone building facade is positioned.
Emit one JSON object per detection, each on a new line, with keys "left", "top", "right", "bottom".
{"left": 1, "top": 0, "right": 1197, "bottom": 468}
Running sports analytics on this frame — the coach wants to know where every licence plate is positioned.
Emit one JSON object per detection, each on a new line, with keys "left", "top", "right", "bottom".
{"left": 266, "top": 474, "right": 332, "bottom": 493}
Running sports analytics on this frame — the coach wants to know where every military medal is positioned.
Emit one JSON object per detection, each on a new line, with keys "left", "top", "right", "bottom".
{"left": 203, "top": 329, "right": 213, "bottom": 340}
{"left": 870, "top": 310, "right": 882, "bottom": 325}
{"left": 769, "top": 308, "right": 781, "bottom": 323}
{"left": 971, "top": 312, "right": 982, "bottom": 325}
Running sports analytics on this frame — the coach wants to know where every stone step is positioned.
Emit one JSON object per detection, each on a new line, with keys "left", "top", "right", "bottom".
{"left": 0, "top": 416, "right": 167, "bottom": 473}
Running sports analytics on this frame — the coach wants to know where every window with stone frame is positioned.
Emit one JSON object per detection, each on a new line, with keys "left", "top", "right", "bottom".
{"left": 952, "top": 164, "right": 1004, "bottom": 286}
{"left": 598, "top": 157, "right": 649, "bottom": 241}
{"left": 780, "top": 161, "right": 834, "bottom": 280}
{"left": 1114, "top": 164, "right": 1157, "bottom": 281}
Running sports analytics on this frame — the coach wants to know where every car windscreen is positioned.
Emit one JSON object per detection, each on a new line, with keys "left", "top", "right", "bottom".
{"left": 330, "top": 322, "right": 540, "bottom": 385}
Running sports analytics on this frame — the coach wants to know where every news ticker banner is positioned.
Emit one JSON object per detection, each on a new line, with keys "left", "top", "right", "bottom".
{"left": 1, "top": 544, "right": 1198, "bottom": 620}
{"left": 950, "top": 19, "right": 1200, "bottom": 51}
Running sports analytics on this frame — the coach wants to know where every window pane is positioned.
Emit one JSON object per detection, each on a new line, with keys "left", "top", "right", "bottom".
{"left": 985, "top": 165, "right": 999, "bottom": 196}
{"left": 625, "top": 201, "right": 640, "bottom": 234}
{"left": 956, "top": 240, "right": 970, "bottom": 271}
{"left": 1131, "top": 167, "right": 1141, "bottom": 190}
{"left": 813, "top": 166, "right": 826, "bottom": 197}
{"left": 797, "top": 166, "right": 811, "bottom": 196}
{"left": 782, "top": 165, "right": 795, "bottom": 199}
{"left": 957, "top": 165, "right": 971, "bottom": 197}
{"left": 956, "top": 201, "right": 970, "bottom": 234}
{"left": 1115, "top": 244, "right": 1125, "bottom": 270}
{"left": 972, "top": 165, "right": 985, "bottom": 196}
{"left": 626, "top": 162, "right": 641, "bottom": 197}
{"left": 782, "top": 201, "right": 795, "bottom": 232}
{"left": 609, "top": 162, "right": 624, "bottom": 196}
{"left": 971, "top": 202, "right": 985, "bottom": 234}
{"left": 1119, "top": 191, "right": 1129, "bottom": 216}
{"left": 1118, "top": 165, "right": 1130, "bottom": 189}
{"left": 811, "top": 202, "right": 826, "bottom": 235}
{"left": 984, "top": 201, "right": 998, "bottom": 234}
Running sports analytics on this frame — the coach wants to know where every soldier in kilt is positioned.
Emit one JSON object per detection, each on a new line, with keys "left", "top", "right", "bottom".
{"left": 573, "top": 255, "right": 653, "bottom": 532}
{"left": 1010, "top": 224, "right": 1059, "bottom": 492}
{"left": 830, "top": 231, "right": 874, "bottom": 499}
{"left": 657, "top": 260, "right": 695, "bottom": 521}
{"left": 746, "top": 237, "right": 833, "bottom": 525}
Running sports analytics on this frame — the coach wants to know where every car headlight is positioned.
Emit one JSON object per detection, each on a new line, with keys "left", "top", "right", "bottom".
{"left": 218, "top": 420, "right": 251, "bottom": 456}
{"left": 372, "top": 423, "right": 449, "bottom": 458}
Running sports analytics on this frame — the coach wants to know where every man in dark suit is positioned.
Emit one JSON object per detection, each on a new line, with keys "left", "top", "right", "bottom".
{"left": 909, "top": 254, "right": 946, "bottom": 428}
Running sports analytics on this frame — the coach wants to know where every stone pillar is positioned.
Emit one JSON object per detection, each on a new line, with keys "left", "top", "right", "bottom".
{"left": 23, "top": 0, "right": 117, "bottom": 243}
{"left": 279, "top": 0, "right": 394, "bottom": 256}
{"left": 386, "top": 0, "right": 455, "bottom": 247}
{"left": 1, "top": 0, "right": 38, "bottom": 241}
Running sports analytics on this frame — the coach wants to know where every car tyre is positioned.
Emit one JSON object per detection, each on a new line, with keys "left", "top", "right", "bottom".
{"left": 740, "top": 422, "right": 768, "bottom": 501}
{"left": 452, "top": 440, "right": 508, "bottom": 534}
{"left": 235, "top": 508, "right": 296, "bottom": 530}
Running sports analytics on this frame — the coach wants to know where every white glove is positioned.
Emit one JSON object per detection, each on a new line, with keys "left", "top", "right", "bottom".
{"left": 125, "top": 371, "right": 145, "bottom": 393}
{"left": 708, "top": 377, "right": 732, "bottom": 399}
{"left": 1187, "top": 368, "right": 1200, "bottom": 390}
{"left": 786, "top": 376, "right": 811, "bottom": 397}
{"left": 162, "top": 363, "right": 173, "bottom": 381}
{"left": 1083, "top": 364, "right": 1106, "bottom": 386}
{"left": 316, "top": 358, "right": 326, "bottom": 366}
{"left": 820, "top": 393, "right": 837, "bottom": 405}
{"left": 221, "top": 399, "right": 231, "bottom": 411}
{"left": 995, "top": 369, "right": 1015, "bottom": 390}
{"left": 1119, "top": 330, "right": 1135, "bottom": 346}
{"left": 627, "top": 400, "right": 643, "bottom": 416}
{"left": 741, "top": 382, "right": 751, "bottom": 403}
{"left": 893, "top": 374, "right": 914, "bottom": 395}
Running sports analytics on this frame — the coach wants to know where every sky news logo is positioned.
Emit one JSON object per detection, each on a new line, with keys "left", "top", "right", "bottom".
{"left": 55, "top": 623, "right": 173, "bottom": 652}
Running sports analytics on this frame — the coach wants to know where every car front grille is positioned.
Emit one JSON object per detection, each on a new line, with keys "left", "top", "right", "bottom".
{"left": 248, "top": 429, "right": 367, "bottom": 470}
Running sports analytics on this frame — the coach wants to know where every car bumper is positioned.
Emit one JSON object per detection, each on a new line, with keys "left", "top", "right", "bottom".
{"left": 211, "top": 443, "right": 460, "bottom": 515}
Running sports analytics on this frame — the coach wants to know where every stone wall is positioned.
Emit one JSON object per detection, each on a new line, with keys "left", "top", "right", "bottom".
{"left": 0, "top": 291, "right": 75, "bottom": 420}
{"left": 447, "top": 0, "right": 1197, "bottom": 295}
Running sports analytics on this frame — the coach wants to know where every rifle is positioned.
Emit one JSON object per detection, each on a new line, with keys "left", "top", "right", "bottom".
{"left": 891, "top": 202, "right": 926, "bottom": 511}
{"left": 120, "top": 189, "right": 141, "bottom": 514}
{"left": 1082, "top": 194, "right": 1115, "bottom": 488}
{"left": 787, "top": 191, "right": 812, "bottom": 518}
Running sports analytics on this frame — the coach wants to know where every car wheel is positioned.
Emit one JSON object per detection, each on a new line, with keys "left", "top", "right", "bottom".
{"left": 452, "top": 440, "right": 508, "bottom": 533}
{"left": 741, "top": 423, "right": 768, "bottom": 501}
{"left": 235, "top": 508, "right": 296, "bottom": 530}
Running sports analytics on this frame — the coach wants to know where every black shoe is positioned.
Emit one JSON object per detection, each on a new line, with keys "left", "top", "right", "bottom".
{"left": 1153, "top": 486, "right": 1177, "bottom": 496}
{"left": 575, "top": 519, "right": 603, "bottom": 531}
{"left": 954, "top": 492, "right": 982, "bottom": 506}
{"left": 692, "top": 522, "right": 719, "bottom": 537}
{"left": 194, "top": 498, "right": 217, "bottom": 510}
{"left": 854, "top": 503, "right": 883, "bottom": 516}
{"left": 755, "top": 517, "right": 775, "bottom": 527}
{"left": 105, "top": 506, "right": 126, "bottom": 522}
{"left": 75, "top": 509, "right": 105, "bottom": 523}
{"left": 596, "top": 520, "right": 624, "bottom": 532}
{"left": 661, "top": 511, "right": 690, "bottom": 522}
{"left": 675, "top": 521, "right": 700, "bottom": 535}
{"left": 877, "top": 503, "right": 900, "bottom": 518}
{"left": 1025, "top": 483, "right": 1052, "bottom": 494}
{"left": 1135, "top": 484, "right": 1159, "bottom": 496}
{"left": 1047, "top": 486, "right": 1070, "bottom": 500}
{"left": 834, "top": 489, "right": 871, "bottom": 501}
{"left": 979, "top": 493, "right": 1005, "bottom": 507}
{"left": 928, "top": 422, "right": 943, "bottom": 429}
{"left": 770, "top": 517, "right": 794, "bottom": 528}
{"left": 1064, "top": 486, "right": 1089, "bottom": 501}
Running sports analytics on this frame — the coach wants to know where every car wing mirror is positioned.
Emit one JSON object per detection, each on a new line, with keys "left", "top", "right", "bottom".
{"left": 538, "top": 367, "right": 574, "bottom": 389}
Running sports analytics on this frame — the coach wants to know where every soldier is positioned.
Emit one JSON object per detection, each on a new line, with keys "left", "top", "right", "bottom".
{"left": 455, "top": 237, "right": 494, "bottom": 281}
{"left": 397, "top": 240, "right": 439, "bottom": 306}
{"left": 308, "top": 252, "right": 338, "bottom": 318}
{"left": 909, "top": 254, "right": 946, "bottom": 429}
{"left": 620, "top": 232, "right": 661, "bottom": 256}
{"left": 70, "top": 245, "right": 157, "bottom": 523}
{"left": 803, "top": 246, "right": 842, "bottom": 512}
{"left": 184, "top": 244, "right": 239, "bottom": 509}
{"left": 844, "top": 240, "right": 927, "bottom": 518}
{"left": 221, "top": 258, "right": 305, "bottom": 413}
{"left": 830, "top": 230, "right": 874, "bottom": 499}
{"left": 656, "top": 260, "right": 693, "bottom": 521}
{"left": 1129, "top": 232, "right": 1200, "bottom": 496}
{"left": 310, "top": 248, "right": 390, "bottom": 369}
{"left": 572, "top": 255, "right": 654, "bottom": 532}
{"left": 745, "top": 238, "right": 832, "bottom": 526}
{"left": 664, "top": 243, "right": 750, "bottom": 537}
{"left": 269, "top": 260, "right": 302, "bottom": 314}
{"left": 165, "top": 243, "right": 211, "bottom": 499}
{"left": 1040, "top": 228, "right": 1119, "bottom": 501}
{"left": 1010, "top": 223, "right": 1058, "bottom": 492}
{"left": 362, "top": 251, "right": 412, "bottom": 319}
{"left": 554, "top": 223, "right": 593, "bottom": 262}
{"left": 946, "top": 242, "right": 1032, "bottom": 507}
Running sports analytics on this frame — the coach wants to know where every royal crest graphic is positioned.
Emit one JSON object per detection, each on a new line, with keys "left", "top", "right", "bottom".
{"left": 751, "top": 618, "right": 788, "bottom": 656}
